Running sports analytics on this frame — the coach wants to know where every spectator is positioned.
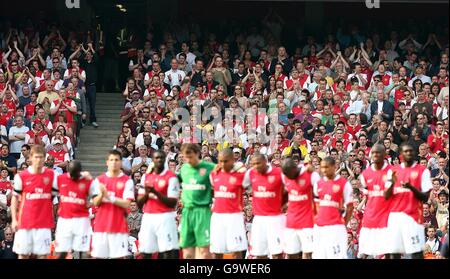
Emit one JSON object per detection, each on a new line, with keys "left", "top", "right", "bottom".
{"left": 8, "top": 115, "right": 29, "bottom": 158}
{"left": 127, "top": 200, "right": 142, "bottom": 238}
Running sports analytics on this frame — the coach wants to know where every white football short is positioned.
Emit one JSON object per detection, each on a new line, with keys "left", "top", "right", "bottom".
{"left": 13, "top": 228, "right": 52, "bottom": 256}
{"left": 250, "top": 215, "right": 285, "bottom": 257}
{"left": 138, "top": 212, "right": 179, "bottom": 254}
{"left": 358, "top": 227, "right": 390, "bottom": 256}
{"left": 55, "top": 217, "right": 92, "bottom": 253}
{"left": 386, "top": 212, "right": 425, "bottom": 254}
{"left": 91, "top": 232, "right": 129, "bottom": 259}
{"left": 283, "top": 227, "right": 314, "bottom": 254}
{"left": 312, "top": 224, "right": 348, "bottom": 259}
{"left": 210, "top": 212, "right": 248, "bottom": 254}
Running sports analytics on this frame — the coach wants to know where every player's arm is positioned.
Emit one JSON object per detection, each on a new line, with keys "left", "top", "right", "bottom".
{"left": 153, "top": 176, "right": 179, "bottom": 208}
{"left": 281, "top": 174, "right": 288, "bottom": 207}
{"left": 384, "top": 169, "right": 395, "bottom": 200}
{"left": 242, "top": 169, "right": 252, "bottom": 193}
{"left": 136, "top": 175, "right": 149, "bottom": 208}
{"left": 91, "top": 178, "right": 105, "bottom": 206}
{"left": 402, "top": 169, "right": 431, "bottom": 203}
{"left": 343, "top": 181, "right": 354, "bottom": 225}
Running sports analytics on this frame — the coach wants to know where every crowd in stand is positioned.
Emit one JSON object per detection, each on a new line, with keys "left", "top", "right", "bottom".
{"left": 0, "top": 11, "right": 449, "bottom": 259}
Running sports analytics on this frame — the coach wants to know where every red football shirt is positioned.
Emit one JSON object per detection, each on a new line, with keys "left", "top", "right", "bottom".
{"left": 58, "top": 173, "right": 94, "bottom": 218}
{"left": 92, "top": 173, "right": 135, "bottom": 233}
{"left": 359, "top": 163, "right": 392, "bottom": 229}
{"left": 138, "top": 169, "right": 180, "bottom": 214}
{"left": 313, "top": 175, "right": 352, "bottom": 227}
{"left": 243, "top": 166, "right": 284, "bottom": 216}
{"left": 13, "top": 167, "right": 58, "bottom": 229}
{"left": 283, "top": 168, "right": 321, "bottom": 229}
{"left": 210, "top": 169, "right": 245, "bottom": 214}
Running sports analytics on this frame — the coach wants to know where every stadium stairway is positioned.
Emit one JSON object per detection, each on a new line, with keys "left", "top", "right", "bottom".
{"left": 75, "top": 92, "right": 123, "bottom": 176}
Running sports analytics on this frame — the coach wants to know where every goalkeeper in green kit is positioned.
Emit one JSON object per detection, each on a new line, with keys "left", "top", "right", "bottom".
{"left": 178, "top": 143, "right": 215, "bottom": 259}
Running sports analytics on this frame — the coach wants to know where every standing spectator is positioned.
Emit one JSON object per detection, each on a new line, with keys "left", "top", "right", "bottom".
{"left": 164, "top": 59, "right": 185, "bottom": 88}
{"left": 81, "top": 45, "right": 99, "bottom": 128}
{"left": 8, "top": 116, "right": 29, "bottom": 159}
{"left": 269, "top": 46, "right": 293, "bottom": 75}
{"left": 127, "top": 201, "right": 142, "bottom": 239}
{"left": 370, "top": 90, "right": 394, "bottom": 122}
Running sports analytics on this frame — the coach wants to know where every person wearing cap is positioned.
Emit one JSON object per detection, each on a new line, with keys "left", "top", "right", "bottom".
{"left": 47, "top": 139, "right": 70, "bottom": 170}
{"left": 233, "top": 148, "right": 243, "bottom": 163}
{"left": 434, "top": 189, "right": 449, "bottom": 230}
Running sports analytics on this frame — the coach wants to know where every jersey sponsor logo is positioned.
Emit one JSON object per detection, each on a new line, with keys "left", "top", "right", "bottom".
{"left": 199, "top": 168, "right": 207, "bottom": 176}
{"left": 332, "top": 184, "right": 340, "bottom": 193}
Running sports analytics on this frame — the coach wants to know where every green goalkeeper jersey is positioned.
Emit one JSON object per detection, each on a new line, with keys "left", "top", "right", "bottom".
{"left": 178, "top": 160, "right": 216, "bottom": 208}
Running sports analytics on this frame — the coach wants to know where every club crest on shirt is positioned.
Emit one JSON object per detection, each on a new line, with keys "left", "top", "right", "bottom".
{"left": 43, "top": 177, "right": 50, "bottom": 186}
{"left": 382, "top": 175, "right": 387, "bottom": 182}
{"left": 268, "top": 176, "right": 275, "bottom": 184}
{"left": 199, "top": 168, "right": 207, "bottom": 176}
{"left": 117, "top": 182, "right": 124, "bottom": 189}
{"left": 410, "top": 171, "right": 418, "bottom": 180}
{"left": 158, "top": 180, "right": 165, "bottom": 188}
{"left": 79, "top": 183, "right": 86, "bottom": 191}
{"left": 298, "top": 179, "right": 306, "bottom": 186}
{"left": 332, "top": 184, "right": 340, "bottom": 193}
{"left": 229, "top": 177, "right": 237, "bottom": 184}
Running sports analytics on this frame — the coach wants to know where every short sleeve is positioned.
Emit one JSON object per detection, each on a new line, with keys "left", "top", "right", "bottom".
{"left": 167, "top": 177, "right": 180, "bottom": 199}
{"left": 343, "top": 182, "right": 353, "bottom": 206}
{"left": 421, "top": 168, "right": 432, "bottom": 193}
{"left": 88, "top": 180, "right": 96, "bottom": 198}
{"left": 52, "top": 171, "right": 59, "bottom": 192}
{"left": 91, "top": 178, "right": 100, "bottom": 197}
{"left": 122, "top": 179, "right": 135, "bottom": 201}
{"left": 312, "top": 177, "right": 319, "bottom": 197}
{"left": 311, "top": 172, "right": 321, "bottom": 189}
{"left": 242, "top": 169, "right": 251, "bottom": 189}
{"left": 13, "top": 173, "right": 23, "bottom": 195}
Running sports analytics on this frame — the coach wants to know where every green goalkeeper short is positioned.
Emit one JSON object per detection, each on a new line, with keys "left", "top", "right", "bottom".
{"left": 179, "top": 206, "right": 212, "bottom": 248}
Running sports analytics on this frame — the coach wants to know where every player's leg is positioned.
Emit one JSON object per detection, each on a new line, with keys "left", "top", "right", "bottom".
{"left": 108, "top": 233, "right": 129, "bottom": 259}
{"left": 182, "top": 247, "right": 196, "bottom": 259}
{"left": 385, "top": 213, "right": 404, "bottom": 259}
{"left": 403, "top": 215, "right": 425, "bottom": 259}
{"left": 210, "top": 212, "right": 226, "bottom": 259}
{"left": 13, "top": 229, "right": 33, "bottom": 259}
{"left": 283, "top": 228, "right": 301, "bottom": 259}
{"left": 312, "top": 226, "right": 326, "bottom": 259}
{"left": 91, "top": 232, "right": 109, "bottom": 259}
{"left": 226, "top": 213, "right": 248, "bottom": 260}
{"left": 32, "top": 229, "right": 52, "bottom": 259}
{"left": 155, "top": 212, "right": 180, "bottom": 259}
{"left": 300, "top": 228, "right": 313, "bottom": 259}
{"left": 139, "top": 213, "right": 158, "bottom": 259}
{"left": 180, "top": 208, "right": 197, "bottom": 259}
{"left": 267, "top": 215, "right": 285, "bottom": 259}
{"left": 250, "top": 216, "right": 269, "bottom": 259}
{"left": 192, "top": 207, "right": 212, "bottom": 259}
{"left": 72, "top": 217, "right": 93, "bottom": 259}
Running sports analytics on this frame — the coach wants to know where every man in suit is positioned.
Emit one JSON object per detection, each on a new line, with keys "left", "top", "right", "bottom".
{"left": 370, "top": 90, "right": 394, "bottom": 122}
